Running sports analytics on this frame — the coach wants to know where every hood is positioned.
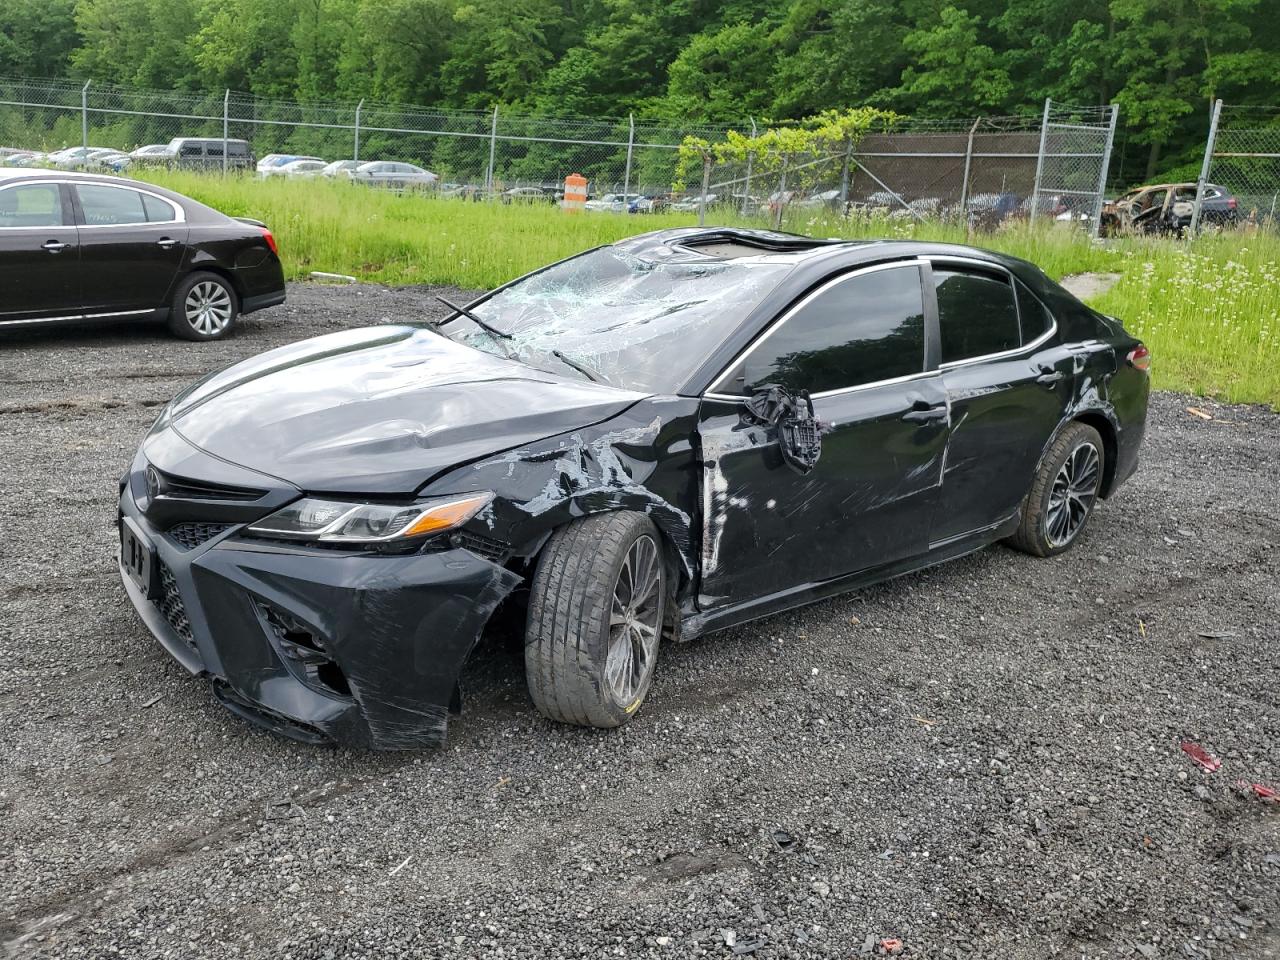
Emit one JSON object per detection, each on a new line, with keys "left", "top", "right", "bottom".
{"left": 167, "top": 325, "right": 648, "bottom": 493}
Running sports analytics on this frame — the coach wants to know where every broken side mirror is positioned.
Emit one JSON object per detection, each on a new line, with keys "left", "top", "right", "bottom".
{"left": 742, "top": 383, "right": 826, "bottom": 475}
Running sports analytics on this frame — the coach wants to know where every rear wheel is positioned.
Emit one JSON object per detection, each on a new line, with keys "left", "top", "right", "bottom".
{"left": 169, "top": 271, "right": 238, "bottom": 341}
{"left": 1008, "top": 421, "right": 1104, "bottom": 557}
{"left": 525, "top": 512, "right": 666, "bottom": 728}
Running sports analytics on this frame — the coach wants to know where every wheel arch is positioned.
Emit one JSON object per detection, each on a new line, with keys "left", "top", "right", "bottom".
{"left": 1070, "top": 410, "right": 1119, "bottom": 498}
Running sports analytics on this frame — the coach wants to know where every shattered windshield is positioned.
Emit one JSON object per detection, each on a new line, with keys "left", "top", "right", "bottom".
{"left": 441, "top": 246, "right": 793, "bottom": 393}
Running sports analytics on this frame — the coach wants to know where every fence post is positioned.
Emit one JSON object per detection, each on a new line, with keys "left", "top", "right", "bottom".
{"left": 1190, "top": 98, "right": 1223, "bottom": 237}
{"left": 354, "top": 99, "right": 364, "bottom": 162}
{"left": 81, "top": 80, "right": 90, "bottom": 152}
{"left": 742, "top": 118, "right": 757, "bottom": 216}
{"left": 697, "top": 154, "right": 711, "bottom": 227}
{"left": 1029, "top": 97, "right": 1052, "bottom": 224}
{"left": 222, "top": 89, "right": 230, "bottom": 175}
{"left": 959, "top": 116, "right": 979, "bottom": 238}
{"left": 773, "top": 156, "right": 789, "bottom": 230}
{"left": 1089, "top": 103, "right": 1120, "bottom": 238}
{"left": 622, "top": 113, "right": 635, "bottom": 199}
{"left": 485, "top": 105, "right": 498, "bottom": 195}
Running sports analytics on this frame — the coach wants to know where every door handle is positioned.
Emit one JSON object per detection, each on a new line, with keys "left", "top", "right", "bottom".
{"left": 156, "top": 237, "right": 178, "bottom": 249}
{"left": 902, "top": 403, "right": 948, "bottom": 423}
{"left": 42, "top": 239, "right": 68, "bottom": 253}
{"left": 1036, "top": 368, "right": 1066, "bottom": 386}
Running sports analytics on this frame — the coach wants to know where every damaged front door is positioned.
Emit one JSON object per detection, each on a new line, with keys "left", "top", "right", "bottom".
{"left": 696, "top": 262, "right": 949, "bottom": 611}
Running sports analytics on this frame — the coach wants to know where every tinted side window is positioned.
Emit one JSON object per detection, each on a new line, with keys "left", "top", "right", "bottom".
{"left": 1014, "top": 280, "right": 1053, "bottom": 344}
{"left": 740, "top": 266, "right": 926, "bottom": 394}
{"left": 78, "top": 185, "right": 148, "bottom": 225}
{"left": 0, "top": 183, "right": 64, "bottom": 227}
{"left": 179, "top": 143, "right": 202, "bottom": 157}
{"left": 142, "top": 194, "right": 177, "bottom": 223}
{"left": 935, "top": 269, "right": 1019, "bottom": 363}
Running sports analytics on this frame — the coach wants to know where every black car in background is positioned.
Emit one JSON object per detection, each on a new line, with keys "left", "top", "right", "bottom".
{"left": 0, "top": 169, "right": 284, "bottom": 340}
{"left": 117, "top": 228, "right": 1150, "bottom": 749}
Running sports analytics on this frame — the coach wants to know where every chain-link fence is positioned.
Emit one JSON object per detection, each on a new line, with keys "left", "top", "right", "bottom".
{"left": 0, "top": 77, "right": 1118, "bottom": 234}
{"left": 1192, "top": 101, "right": 1280, "bottom": 233}
{"left": 692, "top": 102, "right": 1118, "bottom": 234}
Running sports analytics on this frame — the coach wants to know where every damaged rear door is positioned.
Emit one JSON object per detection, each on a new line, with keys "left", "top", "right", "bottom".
{"left": 696, "top": 262, "right": 949, "bottom": 610}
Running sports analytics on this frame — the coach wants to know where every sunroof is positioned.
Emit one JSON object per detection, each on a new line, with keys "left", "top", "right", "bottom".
{"left": 677, "top": 233, "right": 840, "bottom": 259}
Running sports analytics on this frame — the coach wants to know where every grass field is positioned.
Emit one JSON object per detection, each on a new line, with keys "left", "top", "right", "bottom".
{"left": 137, "top": 171, "right": 1280, "bottom": 407}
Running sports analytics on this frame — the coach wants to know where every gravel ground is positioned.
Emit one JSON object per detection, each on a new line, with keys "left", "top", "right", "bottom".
{"left": 1, "top": 282, "right": 1277, "bottom": 960}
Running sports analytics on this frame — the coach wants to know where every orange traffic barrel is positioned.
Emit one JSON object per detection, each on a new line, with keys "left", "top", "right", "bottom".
{"left": 562, "top": 173, "right": 587, "bottom": 212}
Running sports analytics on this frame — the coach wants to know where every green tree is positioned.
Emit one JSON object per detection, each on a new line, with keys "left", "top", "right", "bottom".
{"left": 891, "top": 5, "right": 1013, "bottom": 115}
{"left": 0, "top": 0, "right": 78, "bottom": 77}
{"left": 664, "top": 21, "right": 774, "bottom": 120}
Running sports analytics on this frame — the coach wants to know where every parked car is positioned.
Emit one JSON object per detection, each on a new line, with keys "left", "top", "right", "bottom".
{"left": 796, "top": 189, "right": 843, "bottom": 209}
{"left": 585, "top": 192, "right": 645, "bottom": 212}
{"left": 322, "top": 160, "right": 362, "bottom": 178}
{"left": 257, "top": 154, "right": 323, "bottom": 178}
{"left": 1100, "top": 182, "right": 1239, "bottom": 235}
{"left": 89, "top": 149, "right": 132, "bottom": 173}
{"left": 257, "top": 154, "right": 313, "bottom": 175}
{"left": 670, "top": 193, "right": 718, "bottom": 212}
{"left": 502, "top": 186, "right": 553, "bottom": 204}
{"left": 1, "top": 151, "right": 46, "bottom": 167}
{"left": 0, "top": 169, "right": 284, "bottom": 340}
{"left": 349, "top": 161, "right": 438, "bottom": 190}
{"left": 167, "top": 137, "right": 254, "bottom": 171}
{"left": 49, "top": 146, "right": 116, "bottom": 169}
{"left": 274, "top": 159, "right": 328, "bottom": 179}
{"left": 115, "top": 226, "right": 1150, "bottom": 749}
{"left": 130, "top": 144, "right": 176, "bottom": 165}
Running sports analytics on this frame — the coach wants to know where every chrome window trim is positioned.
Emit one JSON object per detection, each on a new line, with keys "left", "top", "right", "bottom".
{"left": 0, "top": 179, "right": 70, "bottom": 230}
{"left": 707, "top": 260, "right": 927, "bottom": 396}
{"left": 71, "top": 181, "right": 185, "bottom": 226}
{"left": 923, "top": 255, "right": 1059, "bottom": 369}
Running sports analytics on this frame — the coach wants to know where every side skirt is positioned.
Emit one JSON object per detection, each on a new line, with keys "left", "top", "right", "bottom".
{"left": 681, "top": 511, "right": 1019, "bottom": 640}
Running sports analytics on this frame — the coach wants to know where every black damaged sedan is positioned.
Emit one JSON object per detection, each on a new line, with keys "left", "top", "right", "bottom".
{"left": 118, "top": 228, "right": 1150, "bottom": 748}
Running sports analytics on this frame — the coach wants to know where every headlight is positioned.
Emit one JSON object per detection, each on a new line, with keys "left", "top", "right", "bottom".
{"left": 247, "top": 492, "right": 493, "bottom": 544}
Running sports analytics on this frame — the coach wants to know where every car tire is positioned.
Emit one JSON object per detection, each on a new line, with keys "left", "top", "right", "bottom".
{"left": 525, "top": 512, "right": 667, "bottom": 729}
{"left": 1008, "top": 421, "right": 1105, "bottom": 558}
{"left": 168, "top": 271, "right": 239, "bottom": 341}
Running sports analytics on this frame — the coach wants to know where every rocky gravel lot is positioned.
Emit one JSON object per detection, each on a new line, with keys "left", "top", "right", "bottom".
{"left": 1, "top": 282, "right": 1277, "bottom": 959}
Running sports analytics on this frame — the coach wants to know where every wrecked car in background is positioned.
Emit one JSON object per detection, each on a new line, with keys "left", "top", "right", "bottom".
{"left": 117, "top": 227, "right": 1151, "bottom": 749}
{"left": 1101, "top": 182, "right": 1240, "bottom": 235}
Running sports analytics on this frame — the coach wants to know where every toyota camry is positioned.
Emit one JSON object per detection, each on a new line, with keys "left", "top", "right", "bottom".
{"left": 117, "top": 227, "right": 1150, "bottom": 748}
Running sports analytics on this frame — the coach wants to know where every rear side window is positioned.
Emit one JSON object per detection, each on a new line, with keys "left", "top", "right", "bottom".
{"left": 0, "top": 183, "right": 64, "bottom": 227}
{"left": 142, "top": 194, "right": 177, "bottom": 223}
{"left": 1014, "top": 280, "right": 1053, "bottom": 343}
{"left": 77, "top": 185, "right": 147, "bottom": 225}
{"left": 739, "top": 265, "right": 926, "bottom": 394}
{"left": 935, "top": 269, "right": 1019, "bottom": 363}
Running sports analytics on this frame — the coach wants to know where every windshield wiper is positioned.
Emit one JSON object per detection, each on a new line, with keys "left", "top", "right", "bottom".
{"left": 433, "top": 295, "right": 512, "bottom": 340}
{"left": 433, "top": 294, "right": 517, "bottom": 358}
{"left": 551, "top": 349, "right": 603, "bottom": 384}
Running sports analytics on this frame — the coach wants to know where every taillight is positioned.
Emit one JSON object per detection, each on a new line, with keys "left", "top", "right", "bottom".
{"left": 1126, "top": 343, "right": 1151, "bottom": 372}
{"left": 1228, "top": 197, "right": 1237, "bottom": 210}
{"left": 260, "top": 227, "right": 278, "bottom": 256}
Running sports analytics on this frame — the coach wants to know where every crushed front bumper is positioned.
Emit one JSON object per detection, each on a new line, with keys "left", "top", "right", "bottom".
{"left": 118, "top": 486, "right": 521, "bottom": 750}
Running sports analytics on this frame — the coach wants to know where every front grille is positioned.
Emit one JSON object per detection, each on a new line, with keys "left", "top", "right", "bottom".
{"left": 155, "top": 561, "right": 195, "bottom": 650}
{"left": 167, "top": 521, "right": 233, "bottom": 550}
{"left": 155, "top": 471, "right": 265, "bottom": 502}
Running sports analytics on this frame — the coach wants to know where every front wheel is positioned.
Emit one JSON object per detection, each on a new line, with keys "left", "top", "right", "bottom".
{"left": 168, "top": 271, "right": 239, "bottom": 341}
{"left": 525, "top": 512, "right": 667, "bottom": 729}
{"left": 1008, "top": 421, "right": 1105, "bottom": 557}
